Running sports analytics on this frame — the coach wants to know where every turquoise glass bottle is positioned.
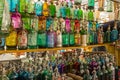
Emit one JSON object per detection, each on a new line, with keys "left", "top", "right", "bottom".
{"left": 37, "top": 30, "right": 46, "bottom": 48}
{"left": 11, "top": 0, "right": 20, "bottom": 12}
{"left": 35, "top": 0, "right": 43, "bottom": 16}
{"left": 0, "top": 37, "right": 5, "bottom": 50}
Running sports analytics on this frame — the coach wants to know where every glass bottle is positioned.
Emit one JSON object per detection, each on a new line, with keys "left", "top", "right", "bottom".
{"left": 27, "top": 0, "right": 35, "bottom": 14}
{"left": 75, "top": 30, "right": 81, "bottom": 46}
{"left": 88, "top": 0, "right": 95, "bottom": 9}
{"left": 11, "top": 11, "right": 22, "bottom": 29}
{"left": 47, "top": 28, "right": 55, "bottom": 48}
{"left": 10, "top": 0, "right": 20, "bottom": 12}
{"left": 43, "top": 0, "right": 49, "bottom": 17}
{"left": 77, "top": 6, "right": 83, "bottom": 20}
{"left": 18, "top": 29, "right": 28, "bottom": 50}
{"left": 30, "top": 15, "right": 38, "bottom": 31}
{"left": 6, "top": 30, "right": 17, "bottom": 50}
{"left": 88, "top": 10, "right": 94, "bottom": 21}
{"left": 60, "top": 3, "right": 66, "bottom": 18}
{"left": 37, "top": 30, "right": 46, "bottom": 48}
{"left": 66, "top": 5, "right": 71, "bottom": 18}
{"left": 65, "top": 18, "right": 71, "bottom": 33}
{"left": 22, "top": 15, "right": 31, "bottom": 30}
{"left": 69, "top": 31, "right": 75, "bottom": 46}
{"left": 56, "top": 28, "right": 62, "bottom": 47}
{"left": 20, "top": 0, "right": 26, "bottom": 13}
{"left": 49, "top": 1, "right": 56, "bottom": 17}
{"left": 106, "top": 25, "right": 111, "bottom": 43}
{"left": 46, "top": 17, "right": 53, "bottom": 31}
{"left": 0, "top": 36, "right": 5, "bottom": 50}
{"left": 97, "top": 27, "right": 103, "bottom": 44}
{"left": 56, "top": 2, "right": 61, "bottom": 18}
{"left": 107, "top": 0, "right": 113, "bottom": 12}
{"left": 38, "top": 16, "right": 46, "bottom": 31}
{"left": 62, "top": 29, "right": 69, "bottom": 47}
{"left": 28, "top": 30, "right": 37, "bottom": 49}
{"left": 35, "top": 0, "right": 43, "bottom": 16}
{"left": 111, "top": 26, "right": 118, "bottom": 42}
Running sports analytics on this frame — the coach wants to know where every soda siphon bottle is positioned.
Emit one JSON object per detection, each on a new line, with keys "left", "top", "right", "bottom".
{"left": 89, "top": 27, "right": 94, "bottom": 45}
{"left": 20, "top": 0, "right": 26, "bottom": 13}
{"left": 56, "top": 27, "right": 62, "bottom": 47}
{"left": 35, "top": 0, "right": 43, "bottom": 16}
{"left": 28, "top": 30, "right": 37, "bottom": 49}
{"left": 0, "top": 36, "right": 5, "bottom": 50}
{"left": 10, "top": 0, "right": 20, "bottom": 12}
{"left": 6, "top": 30, "right": 17, "bottom": 50}
{"left": 65, "top": 18, "right": 71, "bottom": 33}
{"left": 111, "top": 26, "right": 118, "bottom": 42}
{"left": 69, "top": 30, "right": 75, "bottom": 46}
{"left": 62, "top": 29, "right": 69, "bottom": 47}
{"left": 47, "top": 27, "right": 55, "bottom": 48}
{"left": 37, "top": 30, "right": 46, "bottom": 48}
{"left": 18, "top": 29, "right": 28, "bottom": 50}
{"left": 49, "top": 1, "right": 56, "bottom": 17}
{"left": 43, "top": 0, "right": 49, "bottom": 17}
{"left": 106, "top": 25, "right": 111, "bottom": 43}
{"left": 83, "top": 69, "right": 92, "bottom": 80}
{"left": 75, "top": 29, "right": 81, "bottom": 46}
{"left": 27, "top": 0, "right": 35, "bottom": 14}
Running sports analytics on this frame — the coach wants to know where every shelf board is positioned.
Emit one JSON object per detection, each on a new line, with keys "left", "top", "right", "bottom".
{"left": 0, "top": 44, "right": 110, "bottom": 54}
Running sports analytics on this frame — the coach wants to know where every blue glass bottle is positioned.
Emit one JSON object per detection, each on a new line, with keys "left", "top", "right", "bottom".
{"left": 11, "top": 0, "right": 20, "bottom": 12}
{"left": 0, "top": 37, "right": 5, "bottom": 50}
{"left": 35, "top": 0, "right": 43, "bottom": 16}
{"left": 47, "top": 28, "right": 54, "bottom": 48}
{"left": 111, "top": 27, "right": 118, "bottom": 42}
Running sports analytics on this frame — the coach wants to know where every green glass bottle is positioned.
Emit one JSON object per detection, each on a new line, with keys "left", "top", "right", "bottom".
{"left": 62, "top": 30, "right": 69, "bottom": 47}
{"left": 69, "top": 31, "right": 75, "bottom": 46}
{"left": 28, "top": 30, "right": 37, "bottom": 49}
{"left": 37, "top": 30, "right": 46, "bottom": 48}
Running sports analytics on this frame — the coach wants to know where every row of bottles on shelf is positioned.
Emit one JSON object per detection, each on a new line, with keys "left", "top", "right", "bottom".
{"left": 0, "top": 50, "right": 117, "bottom": 80}
{"left": 0, "top": 21, "right": 119, "bottom": 50}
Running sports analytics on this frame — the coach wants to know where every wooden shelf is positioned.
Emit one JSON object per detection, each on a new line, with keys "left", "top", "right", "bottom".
{"left": 0, "top": 43, "right": 110, "bottom": 54}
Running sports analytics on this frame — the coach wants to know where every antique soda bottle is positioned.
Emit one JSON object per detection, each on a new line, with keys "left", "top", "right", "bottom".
{"left": 74, "top": 19, "right": 80, "bottom": 32}
{"left": 83, "top": 69, "right": 92, "bottom": 80}
{"left": 98, "top": 27, "right": 103, "bottom": 44}
{"left": 22, "top": 15, "right": 31, "bottom": 30}
{"left": 47, "top": 28, "right": 55, "bottom": 48}
{"left": 49, "top": 1, "right": 56, "bottom": 17}
{"left": 6, "top": 30, "right": 17, "bottom": 50}
{"left": 88, "top": 10, "right": 94, "bottom": 21}
{"left": 56, "top": 28, "right": 62, "bottom": 47}
{"left": 46, "top": 17, "right": 53, "bottom": 31}
{"left": 30, "top": 15, "right": 38, "bottom": 31}
{"left": 38, "top": 16, "right": 46, "bottom": 31}
{"left": 89, "top": 28, "right": 94, "bottom": 45}
{"left": 18, "top": 29, "right": 28, "bottom": 50}
{"left": 0, "top": 37, "right": 5, "bottom": 50}
{"left": 74, "top": 6, "right": 78, "bottom": 19}
{"left": 43, "top": 0, "right": 49, "bottom": 17}
{"left": 35, "top": 0, "right": 43, "bottom": 16}
{"left": 11, "top": 11, "right": 22, "bottom": 29}
{"left": 10, "top": 0, "right": 20, "bottom": 12}
{"left": 62, "top": 29, "right": 69, "bottom": 47}
{"left": 111, "top": 26, "right": 118, "bottom": 42}
{"left": 0, "top": 0, "right": 4, "bottom": 27}
{"left": 65, "top": 18, "right": 71, "bottom": 33}
{"left": 28, "top": 30, "right": 37, "bottom": 49}
{"left": 75, "top": 30, "right": 81, "bottom": 46}
{"left": 106, "top": 25, "right": 111, "bottom": 43}
{"left": 37, "top": 30, "right": 46, "bottom": 48}
{"left": 60, "top": 3, "right": 66, "bottom": 18}
{"left": 56, "top": 2, "right": 61, "bottom": 18}
{"left": 20, "top": 0, "right": 26, "bottom": 13}
{"left": 88, "top": 0, "right": 95, "bottom": 9}
{"left": 107, "top": 0, "right": 113, "bottom": 12}
{"left": 70, "top": 19, "right": 75, "bottom": 32}
{"left": 69, "top": 31, "right": 75, "bottom": 46}
{"left": 27, "top": 0, "right": 35, "bottom": 14}
{"left": 66, "top": 5, "right": 71, "bottom": 18}
{"left": 77, "top": 6, "right": 83, "bottom": 20}
{"left": 98, "top": 0, "right": 104, "bottom": 11}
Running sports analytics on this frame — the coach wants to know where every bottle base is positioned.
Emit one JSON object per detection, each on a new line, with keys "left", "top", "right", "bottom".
{"left": 6, "top": 46, "right": 17, "bottom": 50}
